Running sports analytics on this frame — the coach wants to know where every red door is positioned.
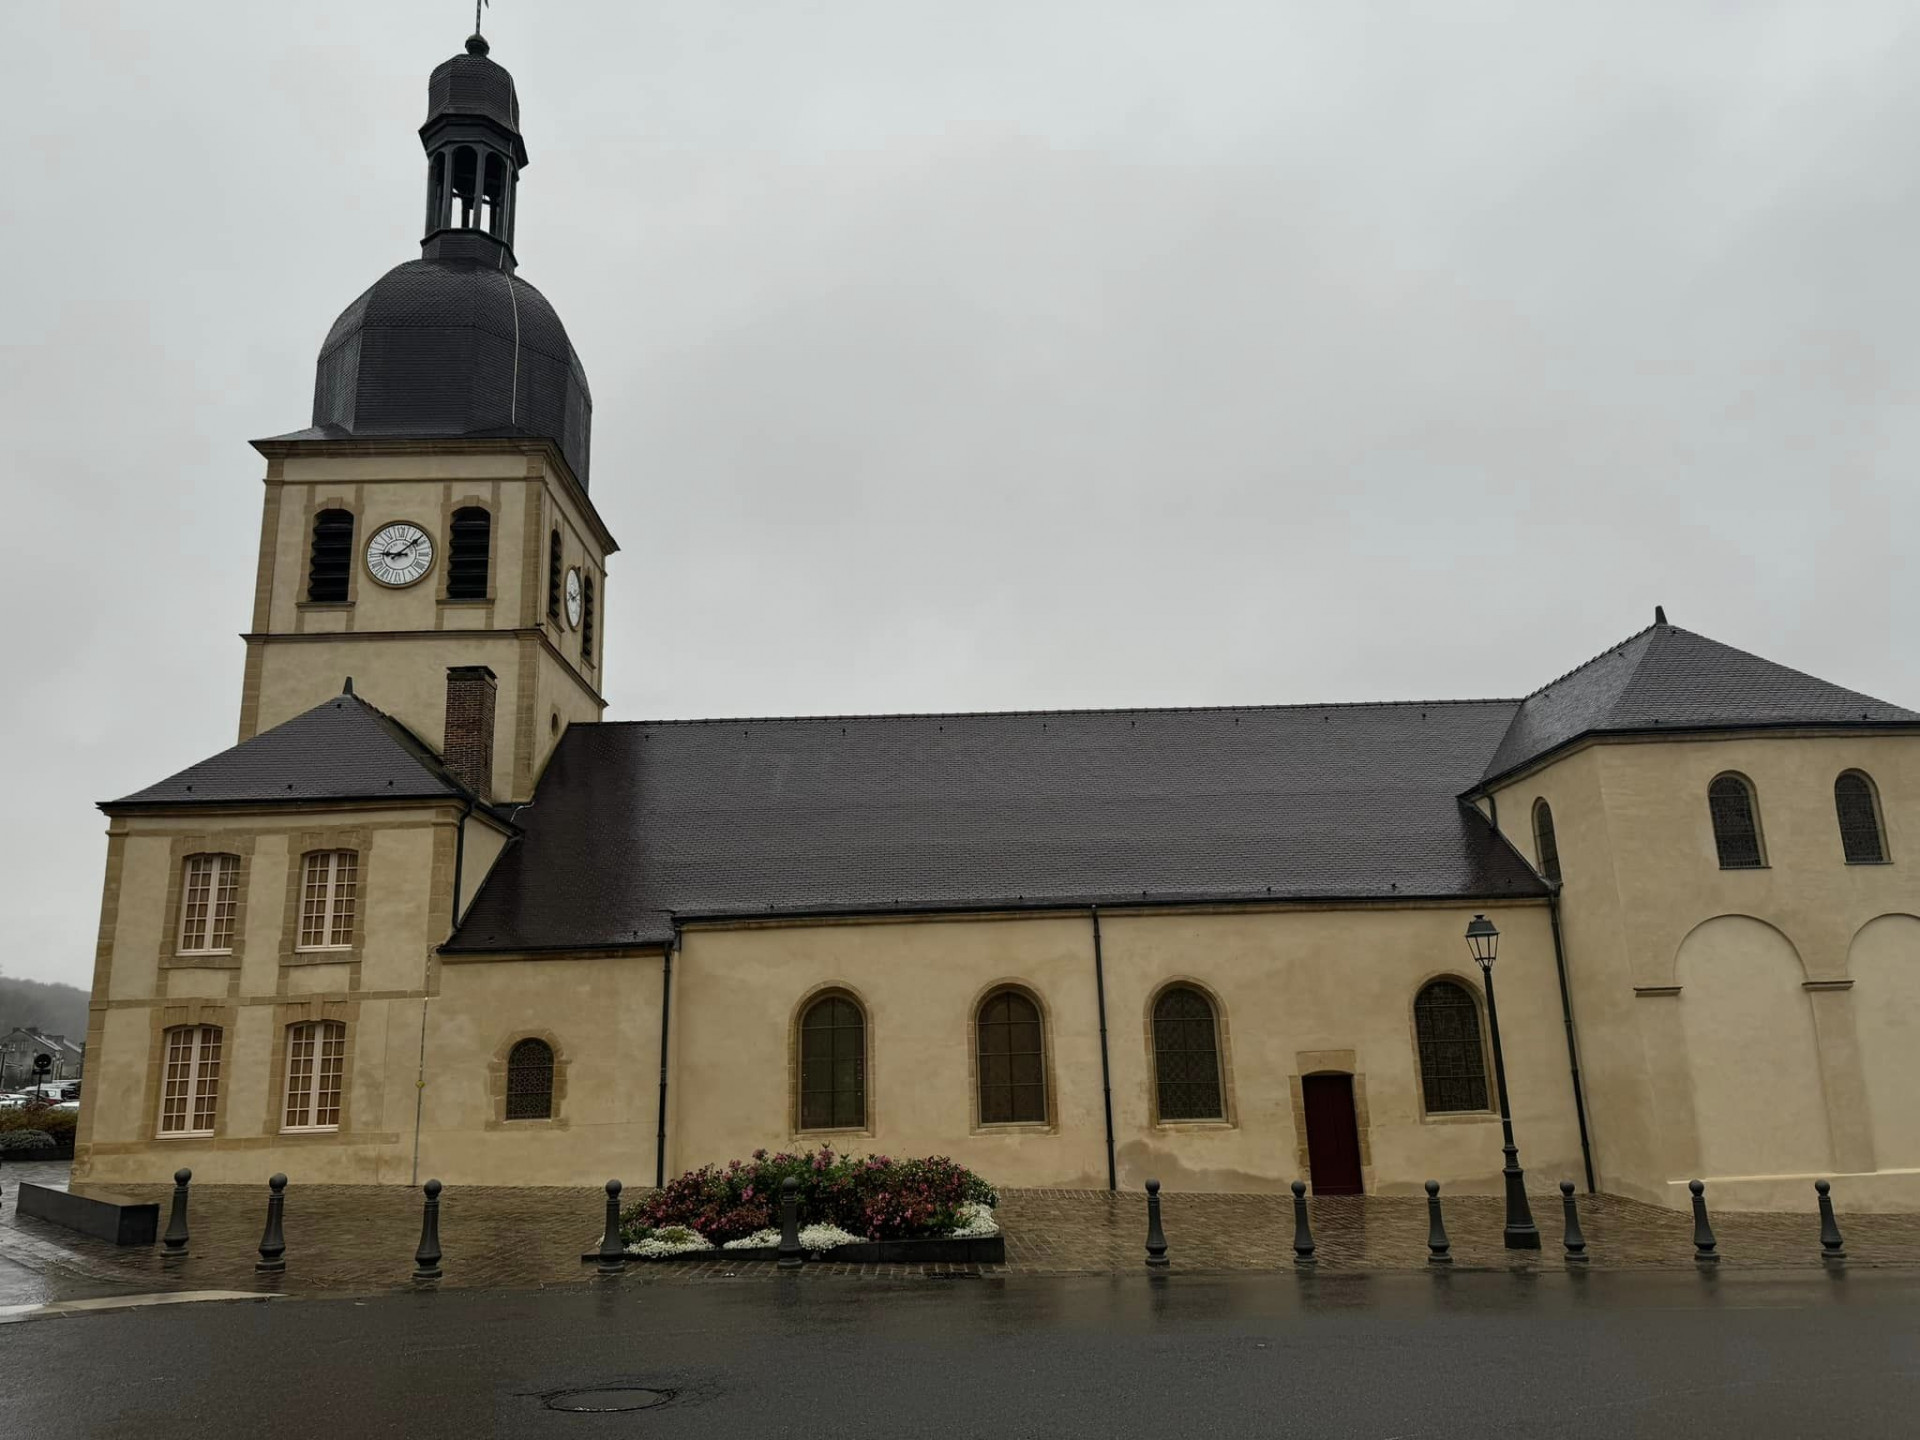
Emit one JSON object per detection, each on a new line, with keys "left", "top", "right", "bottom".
{"left": 1303, "top": 1073, "right": 1364, "bottom": 1195}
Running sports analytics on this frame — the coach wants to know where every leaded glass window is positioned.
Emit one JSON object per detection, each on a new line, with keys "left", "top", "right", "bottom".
{"left": 283, "top": 1021, "right": 345, "bottom": 1131}
{"left": 799, "top": 996, "right": 865, "bottom": 1130}
{"left": 977, "top": 990, "right": 1046, "bottom": 1124}
{"left": 1153, "top": 986, "right": 1224, "bottom": 1121}
{"left": 1708, "top": 775, "right": 1765, "bottom": 869}
{"left": 506, "top": 1038, "right": 554, "bottom": 1120}
{"left": 1835, "top": 771, "right": 1887, "bottom": 864}
{"left": 158, "top": 1025, "right": 222, "bottom": 1136}
{"left": 1414, "top": 980, "right": 1490, "bottom": 1113}
{"left": 1532, "top": 799, "right": 1562, "bottom": 885}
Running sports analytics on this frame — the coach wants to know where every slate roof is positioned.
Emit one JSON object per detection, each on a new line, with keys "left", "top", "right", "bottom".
{"left": 1480, "top": 624, "right": 1920, "bottom": 785}
{"left": 106, "top": 692, "right": 466, "bottom": 810}
{"left": 447, "top": 701, "right": 1548, "bottom": 952}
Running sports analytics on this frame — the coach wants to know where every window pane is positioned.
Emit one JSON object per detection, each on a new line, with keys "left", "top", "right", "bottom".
{"left": 190, "top": 1027, "right": 222, "bottom": 1133}
{"left": 1153, "top": 988, "right": 1223, "bottom": 1120}
{"left": 506, "top": 1038, "right": 554, "bottom": 1120}
{"left": 1709, "top": 777, "right": 1763, "bottom": 868}
{"left": 976, "top": 991, "right": 1045, "bottom": 1124}
{"left": 1414, "top": 982, "right": 1488, "bottom": 1113}
{"left": 284, "top": 1023, "right": 316, "bottom": 1129}
{"left": 329, "top": 852, "right": 358, "bottom": 946}
{"left": 1836, "top": 773, "right": 1886, "bottom": 864}
{"left": 209, "top": 855, "right": 238, "bottom": 950}
{"left": 799, "top": 998, "right": 864, "bottom": 1129}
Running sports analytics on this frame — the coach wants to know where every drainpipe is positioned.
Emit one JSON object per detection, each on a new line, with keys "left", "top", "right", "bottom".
{"left": 1091, "top": 906, "right": 1117, "bottom": 1192}
{"left": 653, "top": 923, "right": 677, "bottom": 1188}
{"left": 1547, "top": 888, "right": 1597, "bottom": 1193}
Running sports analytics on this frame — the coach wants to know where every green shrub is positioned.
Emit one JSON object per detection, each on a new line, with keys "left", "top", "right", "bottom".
{"left": 0, "top": 1129, "right": 55, "bottom": 1154}
{"left": 622, "top": 1146, "right": 996, "bottom": 1245}
{"left": 0, "top": 1107, "right": 76, "bottom": 1139}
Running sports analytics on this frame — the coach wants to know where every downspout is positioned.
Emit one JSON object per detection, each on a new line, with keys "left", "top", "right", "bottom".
{"left": 416, "top": 796, "right": 474, "bottom": 1187}
{"left": 1548, "top": 888, "right": 1597, "bottom": 1193}
{"left": 1091, "top": 906, "right": 1117, "bottom": 1192}
{"left": 653, "top": 923, "right": 677, "bottom": 1188}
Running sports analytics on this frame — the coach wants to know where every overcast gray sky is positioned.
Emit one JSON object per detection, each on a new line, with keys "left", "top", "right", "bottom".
{"left": 4, "top": 2, "right": 1916, "bottom": 987}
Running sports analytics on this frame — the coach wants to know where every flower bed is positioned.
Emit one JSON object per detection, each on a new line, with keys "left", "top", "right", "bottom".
{"left": 616, "top": 1148, "right": 1002, "bottom": 1262}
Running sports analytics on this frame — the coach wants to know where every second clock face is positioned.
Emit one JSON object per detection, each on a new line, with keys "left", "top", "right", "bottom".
{"left": 366, "top": 522, "right": 434, "bottom": 587}
{"left": 564, "top": 567, "right": 584, "bottom": 628}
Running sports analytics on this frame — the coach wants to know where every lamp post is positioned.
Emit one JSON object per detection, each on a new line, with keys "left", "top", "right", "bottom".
{"left": 1466, "top": 914, "right": 1540, "bottom": 1250}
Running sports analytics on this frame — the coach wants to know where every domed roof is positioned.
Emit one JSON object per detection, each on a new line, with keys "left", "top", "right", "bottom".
{"left": 311, "top": 257, "right": 592, "bottom": 486}
{"left": 424, "top": 34, "right": 526, "bottom": 166}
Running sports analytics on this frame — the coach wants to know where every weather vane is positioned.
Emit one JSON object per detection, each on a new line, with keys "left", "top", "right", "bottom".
{"left": 475, "top": 0, "right": 488, "bottom": 37}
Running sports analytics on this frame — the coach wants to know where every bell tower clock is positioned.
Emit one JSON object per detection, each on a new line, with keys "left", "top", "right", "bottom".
{"left": 237, "top": 32, "right": 616, "bottom": 803}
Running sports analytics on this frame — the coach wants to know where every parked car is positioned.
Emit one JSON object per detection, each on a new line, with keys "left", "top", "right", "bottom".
{"left": 60, "top": 1082, "right": 81, "bottom": 1101}
{"left": 0, "top": 1095, "right": 25, "bottom": 1110}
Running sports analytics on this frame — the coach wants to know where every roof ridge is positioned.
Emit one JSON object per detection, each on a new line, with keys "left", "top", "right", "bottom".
{"left": 599, "top": 696, "right": 1527, "bottom": 728}
{"left": 1520, "top": 622, "right": 1662, "bottom": 700}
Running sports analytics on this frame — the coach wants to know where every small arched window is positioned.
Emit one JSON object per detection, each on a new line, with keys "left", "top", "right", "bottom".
{"left": 977, "top": 989, "right": 1046, "bottom": 1124}
{"left": 505, "top": 1038, "right": 555, "bottom": 1120}
{"left": 580, "top": 573, "right": 596, "bottom": 664}
{"left": 1835, "top": 771, "right": 1887, "bottom": 864}
{"left": 1413, "top": 980, "right": 1489, "bottom": 1113}
{"left": 307, "top": 509, "right": 354, "bottom": 602}
{"left": 177, "top": 853, "right": 240, "bottom": 954}
{"left": 1532, "top": 799, "right": 1562, "bottom": 885}
{"left": 158, "top": 1024, "right": 223, "bottom": 1137}
{"left": 1152, "top": 986, "right": 1224, "bottom": 1120}
{"left": 546, "top": 530, "right": 563, "bottom": 622}
{"left": 283, "top": 1020, "right": 345, "bottom": 1132}
{"left": 1708, "top": 774, "right": 1765, "bottom": 869}
{"left": 446, "top": 507, "right": 491, "bottom": 600}
{"left": 799, "top": 995, "right": 865, "bottom": 1130}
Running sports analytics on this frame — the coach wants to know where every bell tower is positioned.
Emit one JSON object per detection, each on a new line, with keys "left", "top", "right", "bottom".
{"left": 238, "top": 31, "right": 615, "bottom": 802}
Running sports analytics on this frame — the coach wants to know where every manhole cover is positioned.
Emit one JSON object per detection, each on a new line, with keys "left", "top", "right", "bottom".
{"left": 543, "top": 1387, "right": 675, "bottom": 1414}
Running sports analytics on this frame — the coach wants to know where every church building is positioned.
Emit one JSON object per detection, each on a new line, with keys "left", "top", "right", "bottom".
{"left": 73, "top": 34, "right": 1920, "bottom": 1214}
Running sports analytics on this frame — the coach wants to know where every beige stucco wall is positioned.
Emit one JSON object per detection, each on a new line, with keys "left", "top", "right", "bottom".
{"left": 670, "top": 903, "right": 1587, "bottom": 1197}
{"left": 1490, "top": 729, "right": 1920, "bottom": 1209}
{"left": 243, "top": 445, "right": 612, "bottom": 799}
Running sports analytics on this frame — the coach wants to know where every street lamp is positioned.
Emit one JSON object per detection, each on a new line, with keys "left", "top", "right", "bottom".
{"left": 1466, "top": 914, "right": 1540, "bottom": 1250}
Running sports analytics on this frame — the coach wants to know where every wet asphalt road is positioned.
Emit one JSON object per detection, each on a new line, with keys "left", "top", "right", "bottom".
{"left": 3, "top": 1268, "right": 1916, "bottom": 1438}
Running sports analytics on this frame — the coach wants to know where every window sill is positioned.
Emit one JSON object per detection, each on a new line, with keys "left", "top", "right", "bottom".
{"left": 174, "top": 950, "right": 234, "bottom": 959}
{"left": 281, "top": 1126, "right": 340, "bottom": 1136}
{"left": 156, "top": 1131, "right": 215, "bottom": 1141}
{"left": 972, "top": 1121, "right": 1056, "bottom": 1137}
{"left": 293, "top": 946, "right": 353, "bottom": 955}
{"left": 296, "top": 601, "right": 354, "bottom": 611}
{"left": 791, "top": 1127, "right": 872, "bottom": 1142}
{"left": 1844, "top": 858, "right": 1892, "bottom": 866}
{"left": 1715, "top": 863, "right": 1770, "bottom": 872}
{"left": 1419, "top": 1110, "right": 1499, "bottom": 1126}
{"left": 1152, "top": 1118, "right": 1235, "bottom": 1132}
{"left": 438, "top": 597, "right": 494, "bottom": 606}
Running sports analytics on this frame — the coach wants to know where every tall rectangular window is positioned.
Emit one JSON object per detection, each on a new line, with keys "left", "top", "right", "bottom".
{"left": 158, "top": 1025, "right": 222, "bottom": 1137}
{"left": 177, "top": 854, "right": 240, "bottom": 953}
{"left": 298, "top": 851, "right": 359, "bottom": 950}
{"left": 283, "top": 1021, "right": 346, "bottom": 1131}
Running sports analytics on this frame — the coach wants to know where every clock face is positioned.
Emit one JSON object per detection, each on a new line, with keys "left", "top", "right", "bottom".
{"left": 564, "top": 567, "right": 584, "bottom": 629}
{"left": 365, "top": 522, "right": 435, "bottom": 588}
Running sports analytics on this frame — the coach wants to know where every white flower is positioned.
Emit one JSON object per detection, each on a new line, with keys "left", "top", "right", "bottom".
{"left": 798, "top": 1222, "right": 866, "bottom": 1251}
{"left": 626, "top": 1227, "right": 715, "bottom": 1259}
{"left": 947, "top": 1202, "right": 1000, "bottom": 1239}
{"left": 721, "top": 1228, "right": 782, "bottom": 1250}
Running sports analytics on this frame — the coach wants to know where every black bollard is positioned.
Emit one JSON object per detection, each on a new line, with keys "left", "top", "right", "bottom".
{"left": 255, "top": 1173, "right": 287, "bottom": 1275}
{"left": 162, "top": 1168, "right": 192, "bottom": 1261}
{"left": 1816, "top": 1180, "right": 1846, "bottom": 1263}
{"left": 413, "top": 1178, "right": 443, "bottom": 1283}
{"left": 1560, "top": 1180, "right": 1588, "bottom": 1263}
{"left": 1144, "top": 1179, "right": 1170, "bottom": 1269}
{"left": 777, "top": 1176, "right": 803, "bottom": 1270}
{"left": 597, "top": 1179, "right": 625, "bottom": 1275}
{"left": 1689, "top": 1179, "right": 1718, "bottom": 1265}
{"left": 1424, "top": 1180, "right": 1452, "bottom": 1265}
{"left": 1291, "top": 1180, "right": 1316, "bottom": 1267}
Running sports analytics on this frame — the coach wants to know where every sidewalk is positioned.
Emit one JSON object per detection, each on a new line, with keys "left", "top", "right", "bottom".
{"left": 6, "top": 1164, "right": 1920, "bottom": 1296}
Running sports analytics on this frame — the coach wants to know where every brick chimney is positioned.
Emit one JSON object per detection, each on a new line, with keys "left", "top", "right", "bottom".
{"left": 443, "top": 666, "right": 498, "bottom": 801}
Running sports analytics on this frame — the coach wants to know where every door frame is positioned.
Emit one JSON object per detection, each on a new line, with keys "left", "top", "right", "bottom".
{"left": 1290, "top": 1052, "right": 1373, "bottom": 1192}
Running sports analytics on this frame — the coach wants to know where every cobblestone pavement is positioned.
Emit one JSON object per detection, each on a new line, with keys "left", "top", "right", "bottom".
{"left": 6, "top": 1164, "right": 1920, "bottom": 1297}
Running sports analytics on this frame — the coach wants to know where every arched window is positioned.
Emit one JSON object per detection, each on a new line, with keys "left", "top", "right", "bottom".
{"left": 1152, "top": 986, "right": 1224, "bottom": 1120}
{"left": 505, "top": 1038, "right": 554, "bottom": 1120}
{"left": 1532, "top": 799, "right": 1562, "bottom": 885}
{"left": 546, "top": 529, "right": 563, "bottom": 622}
{"left": 1413, "top": 980, "right": 1489, "bottom": 1113}
{"left": 799, "top": 995, "right": 865, "bottom": 1130}
{"left": 177, "top": 853, "right": 239, "bottom": 954}
{"left": 1835, "top": 771, "right": 1887, "bottom": 864}
{"left": 1708, "top": 774, "right": 1765, "bottom": 869}
{"left": 297, "top": 850, "right": 358, "bottom": 950}
{"left": 977, "top": 989, "right": 1046, "bottom": 1124}
{"left": 446, "top": 507, "right": 491, "bottom": 600}
{"left": 580, "top": 573, "right": 596, "bottom": 664}
{"left": 158, "top": 1024, "right": 223, "bottom": 1136}
{"left": 307, "top": 509, "right": 354, "bottom": 602}
{"left": 283, "top": 1021, "right": 345, "bottom": 1132}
